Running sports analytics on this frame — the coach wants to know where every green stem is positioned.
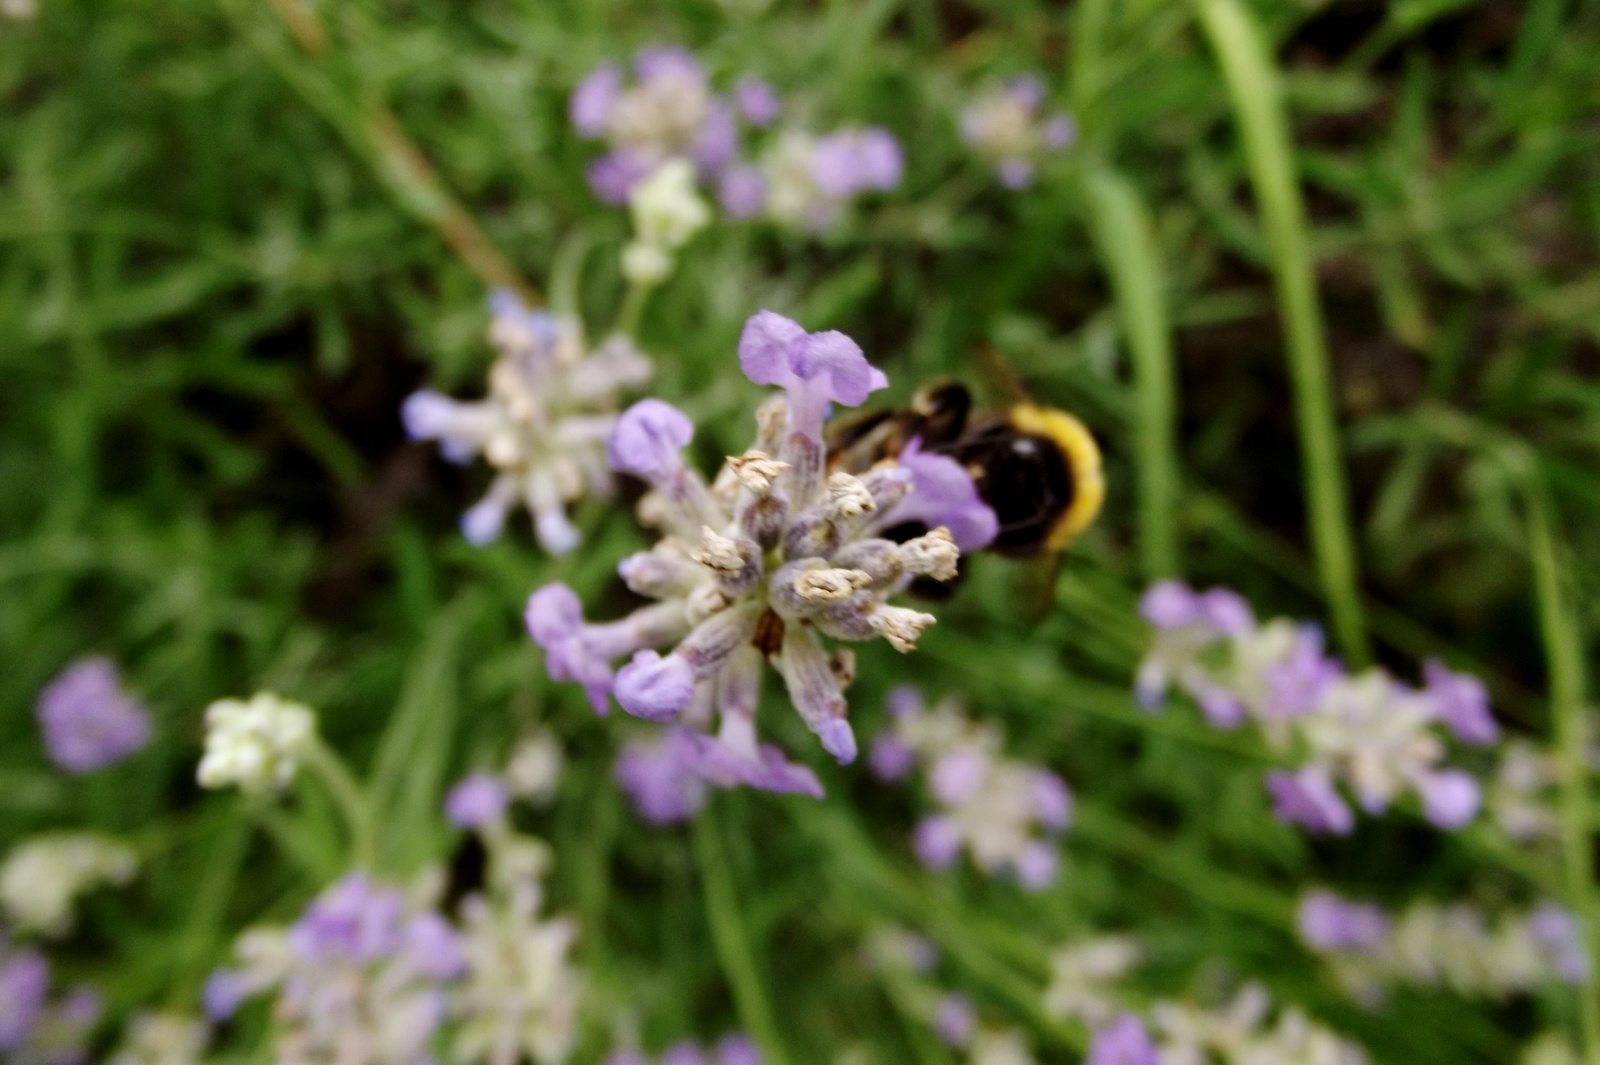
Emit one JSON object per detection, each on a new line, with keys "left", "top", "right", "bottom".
{"left": 616, "top": 279, "right": 655, "bottom": 340}
{"left": 303, "top": 738, "right": 378, "bottom": 873}
{"left": 693, "top": 807, "right": 791, "bottom": 1065}
{"left": 1194, "top": 0, "right": 1370, "bottom": 666}
{"left": 1523, "top": 482, "right": 1600, "bottom": 1063}
{"left": 1080, "top": 162, "right": 1182, "bottom": 578}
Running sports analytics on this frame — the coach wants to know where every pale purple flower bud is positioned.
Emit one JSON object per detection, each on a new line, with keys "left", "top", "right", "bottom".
{"left": 444, "top": 771, "right": 510, "bottom": 829}
{"left": 35, "top": 658, "right": 151, "bottom": 774}
{"left": 1015, "top": 840, "right": 1058, "bottom": 890}
{"left": 997, "top": 158, "right": 1035, "bottom": 189}
{"left": 1007, "top": 74, "right": 1046, "bottom": 110}
{"left": 587, "top": 150, "right": 655, "bottom": 205}
{"left": 811, "top": 128, "right": 903, "bottom": 197}
{"left": 1196, "top": 685, "right": 1246, "bottom": 729}
{"left": 693, "top": 101, "right": 738, "bottom": 174}
{"left": 202, "top": 968, "right": 250, "bottom": 1021}
{"left": 887, "top": 685, "right": 925, "bottom": 720}
{"left": 1297, "top": 891, "right": 1390, "bottom": 952}
{"left": 1530, "top": 903, "right": 1591, "bottom": 984}
{"left": 738, "top": 310, "right": 807, "bottom": 384}
{"left": 914, "top": 815, "right": 962, "bottom": 870}
{"left": 931, "top": 748, "right": 987, "bottom": 805}
{"left": 933, "top": 993, "right": 977, "bottom": 1049}
{"left": 857, "top": 128, "right": 903, "bottom": 189}
{"left": 1087, "top": 1015, "right": 1160, "bottom": 1065}
{"left": 1267, "top": 767, "right": 1354, "bottom": 835}
{"left": 571, "top": 62, "right": 622, "bottom": 138}
{"left": 881, "top": 439, "right": 998, "bottom": 551}
{"left": 615, "top": 650, "right": 697, "bottom": 722}
{"left": 609, "top": 399, "right": 695, "bottom": 482}
{"left": 290, "top": 874, "right": 408, "bottom": 964}
{"left": 615, "top": 732, "right": 709, "bottom": 823}
{"left": 1139, "top": 581, "right": 1200, "bottom": 629}
{"left": 0, "top": 948, "right": 48, "bottom": 1051}
{"left": 403, "top": 911, "right": 466, "bottom": 979}
{"left": 675, "top": 729, "right": 825, "bottom": 798}
{"left": 1264, "top": 625, "right": 1341, "bottom": 717}
{"left": 525, "top": 583, "right": 585, "bottom": 646}
{"left": 869, "top": 733, "right": 915, "bottom": 781}
{"left": 715, "top": 1033, "right": 763, "bottom": 1065}
{"left": 1042, "top": 113, "right": 1077, "bottom": 151}
{"left": 662, "top": 1042, "right": 708, "bottom": 1065}
{"left": 634, "top": 46, "right": 704, "bottom": 86}
{"left": 718, "top": 165, "right": 766, "bottom": 219}
{"left": 460, "top": 489, "right": 512, "bottom": 546}
{"left": 816, "top": 717, "right": 858, "bottom": 765}
{"left": 1030, "top": 770, "right": 1073, "bottom": 831}
{"left": 735, "top": 76, "right": 780, "bottom": 126}
{"left": 1422, "top": 660, "right": 1499, "bottom": 746}
{"left": 1416, "top": 769, "right": 1481, "bottom": 830}
{"left": 1199, "top": 588, "right": 1254, "bottom": 635}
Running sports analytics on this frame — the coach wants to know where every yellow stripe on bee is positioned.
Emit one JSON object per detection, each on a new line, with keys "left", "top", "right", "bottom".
{"left": 1009, "top": 403, "right": 1105, "bottom": 551}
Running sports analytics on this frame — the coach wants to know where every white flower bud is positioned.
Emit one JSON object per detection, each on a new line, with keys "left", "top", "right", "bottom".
{"left": 822, "top": 472, "right": 876, "bottom": 521}
{"left": 197, "top": 692, "right": 316, "bottom": 794}
{"left": 899, "top": 526, "right": 960, "bottom": 581}
{"left": 728, "top": 450, "right": 790, "bottom": 493}
{"left": 871, "top": 605, "right": 938, "bottom": 652}
{"left": 795, "top": 568, "right": 874, "bottom": 602}
{"left": 629, "top": 158, "right": 711, "bottom": 250}
{"left": 0, "top": 831, "right": 137, "bottom": 935}
{"left": 621, "top": 240, "right": 674, "bottom": 284}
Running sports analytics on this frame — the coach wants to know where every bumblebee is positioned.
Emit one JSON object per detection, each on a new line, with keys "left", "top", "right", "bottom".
{"left": 827, "top": 380, "right": 1105, "bottom": 555}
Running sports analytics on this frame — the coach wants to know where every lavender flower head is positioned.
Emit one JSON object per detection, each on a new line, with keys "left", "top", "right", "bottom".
{"left": 1137, "top": 581, "right": 1487, "bottom": 836}
{"left": 572, "top": 48, "right": 753, "bottom": 204}
{"left": 959, "top": 75, "right": 1076, "bottom": 189}
{"left": 614, "top": 729, "right": 710, "bottom": 824}
{"left": 0, "top": 936, "right": 101, "bottom": 1065}
{"left": 1086, "top": 1015, "right": 1160, "bottom": 1065}
{"left": 205, "top": 874, "right": 464, "bottom": 1065}
{"left": 402, "top": 289, "right": 651, "bottom": 554}
{"left": 527, "top": 311, "right": 995, "bottom": 799}
{"left": 609, "top": 1036, "right": 762, "bottom": 1065}
{"left": 761, "top": 127, "right": 903, "bottom": 232}
{"left": 874, "top": 687, "right": 1071, "bottom": 889}
{"left": 0, "top": 833, "right": 138, "bottom": 936}
{"left": 445, "top": 772, "right": 512, "bottom": 829}
{"left": 35, "top": 658, "right": 151, "bottom": 774}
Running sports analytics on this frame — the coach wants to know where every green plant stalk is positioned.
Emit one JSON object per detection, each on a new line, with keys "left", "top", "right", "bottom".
{"left": 1523, "top": 482, "right": 1600, "bottom": 1063}
{"left": 693, "top": 807, "right": 791, "bottom": 1065}
{"left": 303, "top": 738, "right": 378, "bottom": 873}
{"left": 1080, "top": 162, "right": 1181, "bottom": 578}
{"left": 1194, "top": 0, "right": 1370, "bottom": 666}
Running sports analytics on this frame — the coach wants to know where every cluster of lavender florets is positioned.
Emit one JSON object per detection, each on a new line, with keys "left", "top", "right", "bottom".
{"left": 1136, "top": 580, "right": 1493, "bottom": 835}
{"left": 959, "top": 75, "right": 1076, "bottom": 189}
{"left": 870, "top": 686, "right": 1072, "bottom": 890}
{"left": 527, "top": 309, "right": 997, "bottom": 799}
{"left": 602, "top": 1034, "right": 762, "bottom": 1065}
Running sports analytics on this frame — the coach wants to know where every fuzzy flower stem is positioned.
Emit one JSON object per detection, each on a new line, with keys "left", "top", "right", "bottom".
{"left": 1526, "top": 480, "right": 1600, "bottom": 1062}
{"left": 693, "top": 807, "right": 791, "bottom": 1065}
{"left": 302, "top": 739, "right": 378, "bottom": 873}
{"left": 616, "top": 278, "right": 656, "bottom": 339}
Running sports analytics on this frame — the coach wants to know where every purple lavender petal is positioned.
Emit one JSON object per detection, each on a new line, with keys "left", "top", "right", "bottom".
{"left": 1422, "top": 659, "right": 1499, "bottom": 747}
{"left": 1014, "top": 840, "right": 1059, "bottom": 890}
{"left": 933, "top": 993, "right": 977, "bottom": 1049}
{"left": 816, "top": 717, "right": 858, "bottom": 765}
{"left": 857, "top": 127, "right": 903, "bottom": 189}
{"left": 460, "top": 490, "right": 511, "bottom": 546}
{"left": 1006, "top": 74, "right": 1047, "bottom": 111}
{"left": 737, "top": 309, "right": 807, "bottom": 386}
{"left": 1267, "top": 767, "right": 1354, "bottom": 835}
{"left": 289, "top": 873, "right": 408, "bottom": 965}
{"left": 587, "top": 150, "right": 655, "bottom": 205}
{"left": 1041, "top": 113, "right": 1078, "bottom": 151}
{"left": 571, "top": 62, "right": 622, "bottom": 138}
{"left": 997, "top": 158, "right": 1035, "bottom": 189}
{"left": 661, "top": 1042, "right": 709, "bottom": 1065}
{"left": 201, "top": 968, "right": 251, "bottom": 1022}
{"left": 734, "top": 76, "right": 781, "bottom": 126}
{"left": 1087, "top": 1015, "right": 1161, "bottom": 1065}
{"left": 615, "top": 732, "right": 709, "bottom": 824}
{"left": 885, "top": 438, "right": 998, "bottom": 552}
{"left": 403, "top": 911, "right": 467, "bottom": 980}
{"left": 1195, "top": 685, "right": 1246, "bottom": 729}
{"left": 35, "top": 658, "right": 152, "bottom": 774}
{"left": 444, "top": 771, "right": 511, "bottom": 829}
{"left": 608, "top": 398, "right": 695, "bottom": 482}
{"left": 634, "top": 46, "right": 705, "bottom": 86}
{"left": 1264, "top": 625, "right": 1342, "bottom": 717}
{"left": 718, "top": 165, "right": 767, "bottom": 219}
{"left": 930, "top": 747, "right": 986, "bottom": 806}
{"left": 1198, "top": 587, "right": 1254, "bottom": 635}
{"left": 525, "top": 583, "right": 585, "bottom": 646}
{"left": 1416, "top": 769, "right": 1481, "bottom": 830}
{"left": 0, "top": 948, "right": 49, "bottom": 1052}
{"left": 604, "top": 1054, "right": 652, "bottom": 1065}
{"left": 1530, "top": 903, "right": 1592, "bottom": 984}
{"left": 715, "top": 1033, "right": 764, "bottom": 1065}
{"left": 1297, "top": 890, "right": 1390, "bottom": 952}
{"left": 615, "top": 651, "right": 697, "bottom": 722}
{"left": 675, "top": 729, "right": 826, "bottom": 799}
{"left": 789, "top": 330, "right": 880, "bottom": 405}
{"left": 913, "top": 815, "right": 962, "bottom": 870}
{"left": 868, "top": 733, "right": 915, "bottom": 781}
{"left": 693, "top": 100, "right": 739, "bottom": 175}
{"left": 886, "top": 685, "right": 925, "bottom": 720}
{"left": 1030, "top": 770, "right": 1073, "bottom": 831}
{"left": 1139, "top": 581, "right": 1200, "bottom": 629}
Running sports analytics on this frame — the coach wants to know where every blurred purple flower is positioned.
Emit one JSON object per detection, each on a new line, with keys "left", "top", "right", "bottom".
{"left": 444, "top": 771, "right": 510, "bottom": 829}
{"left": 35, "top": 658, "right": 151, "bottom": 774}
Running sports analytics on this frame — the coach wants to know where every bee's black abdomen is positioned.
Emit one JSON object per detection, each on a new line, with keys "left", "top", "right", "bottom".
{"left": 935, "top": 421, "right": 1075, "bottom": 555}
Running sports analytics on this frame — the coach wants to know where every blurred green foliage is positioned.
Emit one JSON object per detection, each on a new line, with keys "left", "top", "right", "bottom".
{"left": 3, "top": 0, "right": 1600, "bottom": 1061}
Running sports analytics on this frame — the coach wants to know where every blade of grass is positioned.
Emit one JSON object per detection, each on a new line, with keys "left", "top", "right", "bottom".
{"left": 693, "top": 803, "right": 792, "bottom": 1065}
{"left": 1194, "top": 0, "right": 1371, "bottom": 666}
{"left": 1080, "top": 162, "right": 1182, "bottom": 579}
